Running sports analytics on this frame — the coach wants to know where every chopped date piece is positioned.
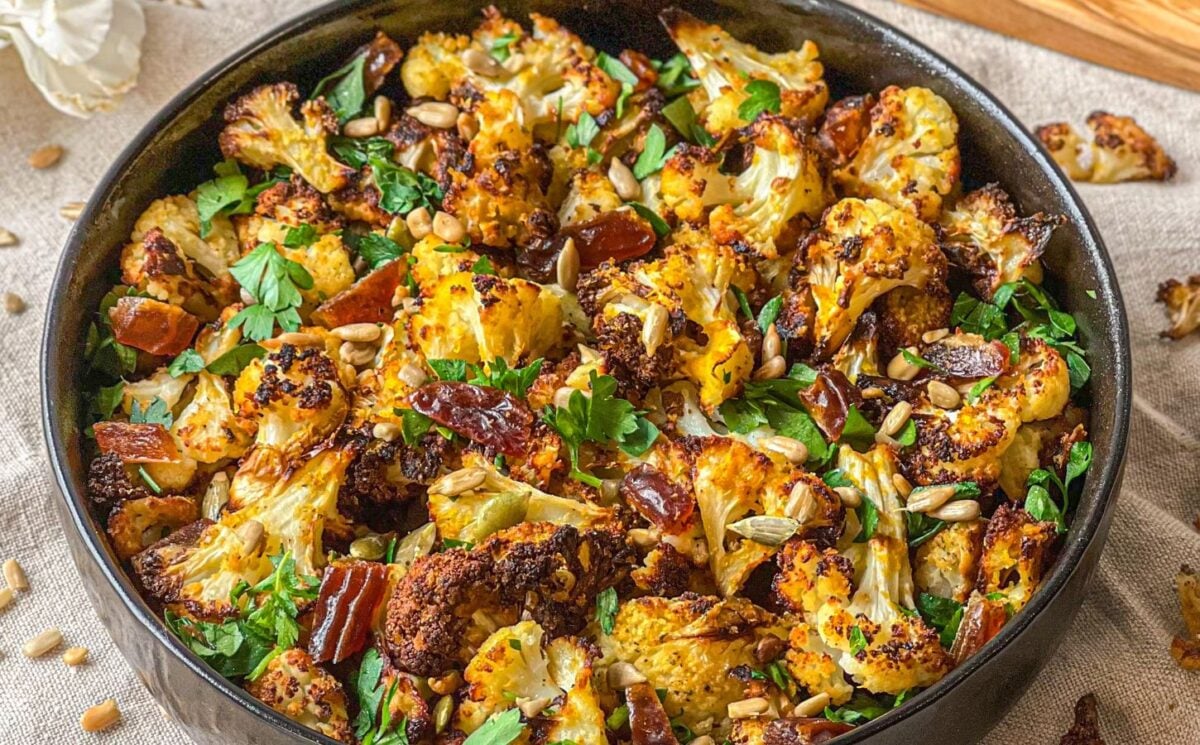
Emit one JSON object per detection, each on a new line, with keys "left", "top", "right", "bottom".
{"left": 410, "top": 381, "right": 533, "bottom": 456}
{"left": 922, "top": 335, "right": 1010, "bottom": 380}
{"left": 311, "top": 260, "right": 403, "bottom": 327}
{"left": 358, "top": 32, "right": 404, "bottom": 95}
{"left": 620, "top": 49, "right": 658, "bottom": 91}
{"left": 308, "top": 560, "right": 389, "bottom": 664}
{"left": 93, "top": 422, "right": 181, "bottom": 463}
{"left": 1059, "top": 693, "right": 1106, "bottom": 745}
{"left": 949, "top": 594, "right": 1009, "bottom": 665}
{"left": 626, "top": 681, "right": 679, "bottom": 745}
{"left": 766, "top": 717, "right": 855, "bottom": 744}
{"left": 798, "top": 369, "right": 858, "bottom": 441}
{"left": 561, "top": 211, "right": 657, "bottom": 270}
{"left": 620, "top": 464, "right": 694, "bottom": 533}
{"left": 108, "top": 296, "right": 200, "bottom": 356}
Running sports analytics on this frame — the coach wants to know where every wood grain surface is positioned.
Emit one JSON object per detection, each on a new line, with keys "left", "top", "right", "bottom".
{"left": 896, "top": 0, "right": 1200, "bottom": 91}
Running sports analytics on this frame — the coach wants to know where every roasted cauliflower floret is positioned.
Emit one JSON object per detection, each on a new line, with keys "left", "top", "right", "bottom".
{"left": 454, "top": 621, "right": 606, "bottom": 742}
{"left": 1171, "top": 565, "right": 1200, "bottom": 671}
{"left": 1156, "top": 275, "right": 1200, "bottom": 340}
{"left": 997, "top": 406, "right": 1087, "bottom": 500}
{"left": 799, "top": 197, "right": 947, "bottom": 358}
{"left": 974, "top": 503, "right": 1057, "bottom": 613}
{"left": 219, "top": 83, "right": 354, "bottom": 194}
{"left": 814, "top": 446, "right": 952, "bottom": 696}
{"left": 773, "top": 539, "right": 855, "bottom": 620}
{"left": 598, "top": 595, "right": 782, "bottom": 727}
{"left": 132, "top": 447, "right": 352, "bottom": 618}
{"left": 938, "top": 184, "right": 1064, "bottom": 299}
{"left": 245, "top": 648, "right": 353, "bottom": 743}
{"left": 685, "top": 436, "right": 843, "bottom": 596}
{"left": 234, "top": 217, "right": 355, "bottom": 308}
{"left": 913, "top": 520, "right": 985, "bottom": 603}
{"left": 1036, "top": 112, "right": 1176, "bottom": 183}
{"left": 106, "top": 495, "right": 199, "bottom": 561}
{"left": 661, "top": 8, "right": 828, "bottom": 134}
{"left": 834, "top": 85, "right": 960, "bottom": 221}
{"left": 400, "top": 31, "right": 469, "bottom": 100}
{"left": 173, "top": 372, "right": 254, "bottom": 464}
{"left": 441, "top": 89, "right": 556, "bottom": 247}
{"left": 385, "top": 522, "right": 632, "bottom": 676}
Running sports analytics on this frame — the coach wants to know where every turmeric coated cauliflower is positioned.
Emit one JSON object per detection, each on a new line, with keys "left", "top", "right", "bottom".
{"left": 974, "top": 503, "right": 1057, "bottom": 613}
{"left": 834, "top": 85, "right": 960, "bottom": 221}
{"left": 1156, "top": 275, "right": 1200, "bottom": 340}
{"left": 799, "top": 197, "right": 947, "bottom": 358}
{"left": 661, "top": 8, "right": 828, "bottom": 135}
{"left": 913, "top": 520, "right": 985, "bottom": 603}
{"left": 245, "top": 648, "right": 353, "bottom": 743}
{"left": 939, "top": 184, "right": 1064, "bottom": 300}
{"left": 219, "top": 83, "right": 354, "bottom": 194}
{"left": 1036, "top": 112, "right": 1176, "bottom": 183}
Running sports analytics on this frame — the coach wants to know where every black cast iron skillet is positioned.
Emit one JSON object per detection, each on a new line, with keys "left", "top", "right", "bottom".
{"left": 41, "top": 1, "right": 1131, "bottom": 742}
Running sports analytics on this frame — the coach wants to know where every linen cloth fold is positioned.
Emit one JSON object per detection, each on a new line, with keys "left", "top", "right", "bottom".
{"left": 0, "top": 1, "right": 1195, "bottom": 742}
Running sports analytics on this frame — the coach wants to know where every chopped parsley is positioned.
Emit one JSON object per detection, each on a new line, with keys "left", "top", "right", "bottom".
{"left": 490, "top": 32, "right": 520, "bottom": 62}
{"left": 206, "top": 343, "right": 267, "bottom": 376}
{"left": 283, "top": 224, "right": 318, "bottom": 248}
{"left": 595, "top": 586, "right": 619, "bottom": 634}
{"left": 653, "top": 53, "right": 699, "bottom": 98}
{"left": 633, "top": 124, "right": 674, "bottom": 179}
{"left": 356, "top": 232, "right": 409, "bottom": 269}
{"left": 167, "top": 349, "right": 205, "bottom": 377}
{"left": 311, "top": 53, "right": 367, "bottom": 123}
{"left": 737, "top": 79, "right": 782, "bottom": 121}
{"left": 463, "top": 708, "right": 524, "bottom": 745}
{"left": 849, "top": 625, "right": 868, "bottom": 655}
{"left": 627, "top": 202, "right": 669, "bottom": 237}
{"left": 595, "top": 52, "right": 637, "bottom": 119}
{"left": 544, "top": 372, "right": 659, "bottom": 486}
{"left": 130, "top": 397, "right": 173, "bottom": 428}
{"left": 228, "top": 243, "right": 314, "bottom": 341}
{"left": 369, "top": 156, "right": 443, "bottom": 216}
{"left": 916, "top": 592, "right": 964, "bottom": 648}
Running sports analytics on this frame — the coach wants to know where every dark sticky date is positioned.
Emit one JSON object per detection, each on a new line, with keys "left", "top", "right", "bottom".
{"left": 799, "top": 369, "right": 860, "bottom": 441}
{"left": 410, "top": 381, "right": 533, "bottom": 456}
{"left": 308, "top": 560, "right": 388, "bottom": 664}
{"left": 620, "top": 464, "right": 694, "bottom": 533}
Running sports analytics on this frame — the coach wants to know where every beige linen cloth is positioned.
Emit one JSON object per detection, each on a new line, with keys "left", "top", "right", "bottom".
{"left": 0, "top": 0, "right": 1196, "bottom": 742}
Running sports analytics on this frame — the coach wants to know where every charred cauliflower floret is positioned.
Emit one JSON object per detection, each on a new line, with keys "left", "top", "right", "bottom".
{"left": 1171, "top": 565, "right": 1200, "bottom": 671}
{"left": 799, "top": 198, "right": 947, "bottom": 358}
{"left": 974, "top": 503, "right": 1057, "bottom": 613}
{"left": 121, "top": 196, "right": 241, "bottom": 319}
{"left": 454, "top": 621, "right": 606, "bottom": 742}
{"left": 1036, "top": 112, "right": 1176, "bottom": 183}
{"left": 815, "top": 446, "right": 952, "bottom": 696}
{"left": 245, "top": 648, "right": 353, "bottom": 743}
{"left": 385, "top": 522, "right": 631, "bottom": 676}
{"left": 908, "top": 337, "right": 1070, "bottom": 493}
{"left": 441, "top": 89, "right": 556, "bottom": 247}
{"left": 875, "top": 285, "right": 952, "bottom": 355}
{"left": 913, "top": 520, "right": 985, "bottom": 603}
{"left": 598, "top": 595, "right": 783, "bottom": 728}
{"left": 773, "top": 539, "right": 855, "bottom": 620}
{"left": 661, "top": 8, "right": 828, "bottom": 135}
{"left": 106, "top": 495, "right": 199, "bottom": 561}
{"left": 230, "top": 342, "right": 353, "bottom": 497}
{"left": 174, "top": 371, "right": 254, "bottom": 464}
{"left": 1156, "top": 275, "right": 1200, "bottom": 340}
{"left": 133, "top": 447, "right": 352, "bottom": 618}
{"left": 684, "top": 436, "right": 843, "bottom": 596}
{"left": 997, "top": 405, "right": 1087, "bottom": 500}
{"left": 938, "top": 184, "right": 1064, "bottom": 300}
{"left": 834, "top": 86, "right": 960, "bottom": 221}
{"left": 219, "top": 83, "right": 354, "bottom": 194}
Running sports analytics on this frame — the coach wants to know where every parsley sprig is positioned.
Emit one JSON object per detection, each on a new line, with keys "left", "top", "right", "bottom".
{"left": 1024, "top": 441, "right": 1093, "bottom": 532}
{"left": 311, "top": 53, "right": 368, "bottom": 123}
{"left": 351, "top": 648, "right": 410, "bottom": 744}
{"left": 737, "top": 79, "right": 782, "bottom": 121}
{"left": 428, "top": 357, "right": 544, "bottom": 398}
{"left": 195, "top": 160, "right": 290, "bottom": 238}
{"left": 229, "top": 243, "right": 315, "bottom": 341}
{"left": 463, "top": 708, "right": 525, "bottom": 745}
{"left": 543, "top": 372, "right": 659, "bottom": 486}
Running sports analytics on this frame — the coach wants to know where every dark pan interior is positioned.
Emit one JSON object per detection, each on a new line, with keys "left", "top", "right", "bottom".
{"left": 42, "top": 1, "right": 1130, "bottom": 743}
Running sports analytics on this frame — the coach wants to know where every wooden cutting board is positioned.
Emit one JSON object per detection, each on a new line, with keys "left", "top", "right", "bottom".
{"left": 896, "top": 0, "right": 1200, "bottom": 92}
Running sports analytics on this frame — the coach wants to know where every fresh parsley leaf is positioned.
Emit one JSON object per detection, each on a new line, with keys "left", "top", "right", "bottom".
{"left": 196, "top": 167, "right": 250, "bottom": 238}
{"left": 369, "top": 157, "right": 443, "bottom": 216}
{"left": 229, "top": 243, "right": 314, "bottom": 341}
{"left": 950, "top": 293, "right": 1008, "bottom": 340}
{"left": 164, "top": 612, "right": 275, "bottom": 679}
{"left": 730, "top": 286, "right": 754, "bottom": 321}
{"left": 767, "top": 406, "right": 830, "bottom": 465}
{"left": 596, "top": 52, "right": 638, "bottom": 86}
{"left": 228, "top": 304, "right": 287, "bottom": 343}
{"left": 660, "top": 95, "right": 716, "bottom": 146}
{"left": 565, "top": 111, "right": 601, "bottom": 150}
{"left": 397, "top": 408, "right": 432, "bottom": 446}
{"left": 471, "top": 255, "right": 496, "bottom": 275}
{"left": 839, "top": 405, "right": 877, "bottom": 451}
{"left": 916, "top": 593, "right": 964, "bottom": 648}
{"left": 442, "top": 538, "right": 474, "bottom": 551}
{"left": 654, "top": 53, "right": 699, "bottom": 97}
{"left": 906, "top": 511, "right": 946, "bottom": 548}
{"left": 468, "top": 358, "right": 543, "bottom": 398}
{"left": 627, "top": 202, "right": 669, "bottom": 237}
{"left": 737, "top": 79, "right": 781, "bottom": 121}
{"left": 357, "top": 232, "right": 408, "bottom": 269}
{"left": 633, "top": 124, "right": 673, "bottom": 179}
{"left": 331, "top": 136, "right": 395, "bottom": 169}
{"left": 824, "top": 693, "right": 891, "bottom": 725}
{"left": 95, "top": 382, "right": 126, "bottom": 419}
{"left": 595, "top": 586, "right": 619, "bottom": 634}
{"left": 243, "top": 552, "right": 320, "bottom": 651}
{"left": 130, "top": 397, "right": 173, "bottom": 428}
{"left": 428, "top": 359, "right": 468, "bottom": 381}
{"left": 1025, "top": 482, "right": 1064, "bottom": 532}
{"left": 895, "top": 418, "right": 918, "bottom": 447}
{"left": 312, "top": 54, "right": 367, "bottom": 123}
{"left": 463, "top": 708, "right": 525, "bottom": 745}
{"left": 1066, "top": 351, "right": 1091, "bottom": 391}
{"left": 757, "top": 294, "right": 783, "bottom": 333}
{"left": 206, "top": 343, "right": 267, "bottom": 376}
{"left": 1064, "top": 441, "right": 1093, "bottom": 491}
{"left": 966, "top": 375, "right": 997, "bottom": 403}
{"left": 490, "top": 32, "right": 520, "bottom": 62}
{"left": 849, "top": 626, "right": 868, "bottom": 655}
{"left": 283, "top": 224, "right": 318, "bottom": 248}
{"left": 351, "top": 648, "right": 387, "bottom": 738}
{"left": 823, "top": 469, "right": 853, "bottom": 489}
{"left": 853, "top": 498, "right": 879, "bottom": 543}
{"left": 543, "top": 373, "right": 659, "bottom": 484}
{"left": 901, "top": 348, "right": 945, "bottom": 373}
{"left": 168, "top": 349, "right": 205, "bottom": 377}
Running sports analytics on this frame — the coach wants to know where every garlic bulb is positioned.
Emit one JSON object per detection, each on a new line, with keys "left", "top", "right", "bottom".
{"left": 0, "top": 0, "right": 145, "bottom": 117}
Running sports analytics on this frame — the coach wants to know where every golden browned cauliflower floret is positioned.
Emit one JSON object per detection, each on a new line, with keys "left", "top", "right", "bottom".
{"left": 914, "top": 520, "right": 985, "bottom": 603}
{"left": 173, "top": 371, "right": 254, "bottom": 464}
{"left": 831, "top": 311, "right": 882, "bottom": 384}
{"left": 106, "top": 495, "right": 199, "bottom": 561}
{"left": 938, "top": 184, "right": 1065, "bottom": 300}
{"left": 1171, "top": 565, "right": 1200, "bottom": 671}
{"left": 997, "top": 405, "right": 1087, "bottom": 500}
{"left": 133, "top": 446, "right": 353, "bottom": 619}
{"left": 579, "top": 230, "right": 757, "bottom": 409}
{"left": 834, "top": 85, "right": 960, "bottom": 221}
{"left": 1156, "top": 275, "right": 1200, "bottom": 340}
{"left": 773, "top": 539, "right": 854, "bottom": 621}
{"left": 661, "top": 118, "right": 830, "bottom": 262}
{"left": 385, "top": 522, "right": 632, "bottom": 676}
{"left": 799, "top": 197, "right": 947, "bottom": 358}
{"left": 661, "top": 8, "right": 828, "bottom": 135}
{"left": 245, "top": 648, "right": 353, "bottom": 743}
{"left": 557, "top": 167, "right": 624, "bottom": 228}
{"left": 974, "top": 503, "right": 1057, "bottom": 613}
{"left": 453, "top": 621, "right": 607, "bottom": 742}
{"left": 597, "top": 595, "right": 783, "bottom": 728}
{"left": 811, "top": 446, "right": 952, "bottom": 696}
{"left": 683, "top": 436, "right": 843, "bottom": 597}
{"left": 908, "top": 336, "right": 1070, "bottom": 493}
{"left": 234, "top": 216, "right": 355, "bottom": 309}
{"left": 219, "top": 83, "right": 354, "bottom": 194}
{"left": 1036, "top": 112, "right": 1177, "bottom": 184}
{"left": 876, "top": 284, "right": 952, "bottom": 353}
{"left": 441, "top": 90, "right": 556, "bottom": 247}
{"left": 400, "top": 31, "right": 469, "bottom": 101}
